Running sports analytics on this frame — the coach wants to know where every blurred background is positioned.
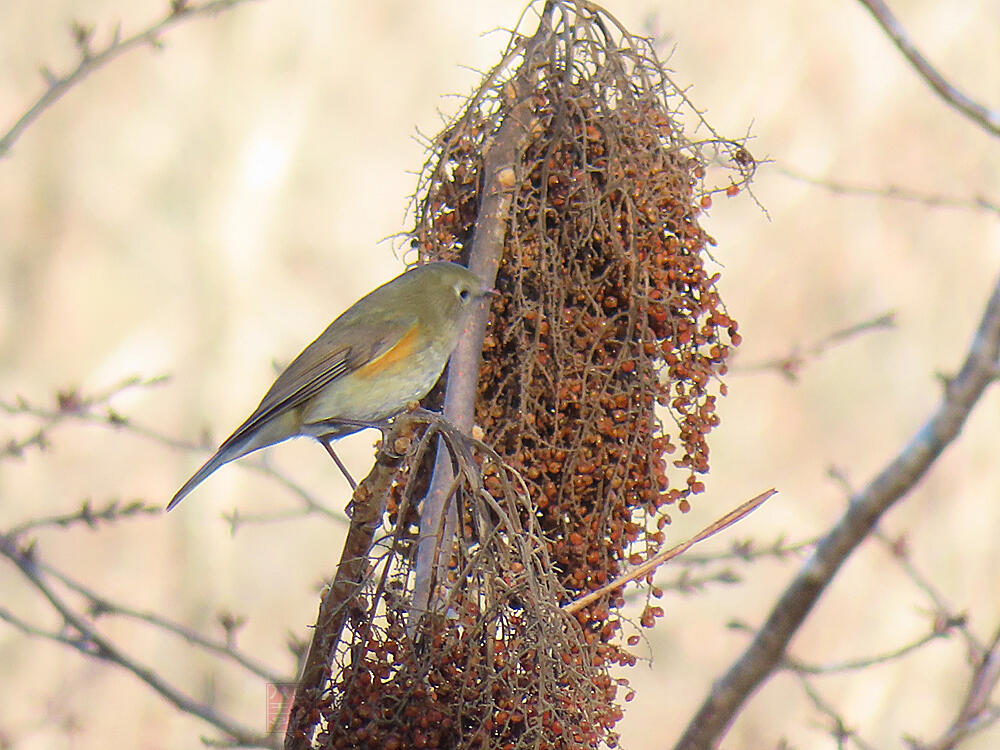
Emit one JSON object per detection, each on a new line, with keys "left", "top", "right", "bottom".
{"left": 1, "top": 1, "right": 998, "bottom": 747}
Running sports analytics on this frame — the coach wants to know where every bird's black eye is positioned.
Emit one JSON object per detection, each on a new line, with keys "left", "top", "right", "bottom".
{"left": 459, "top": 287, "right": 471, "bottom": 301}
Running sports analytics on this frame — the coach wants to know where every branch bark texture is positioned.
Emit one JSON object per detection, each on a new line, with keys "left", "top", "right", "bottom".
{"left": 674, "top": 272, "right": 1000, "bottom": 750}
{"left": 284, "top": 445, "right": 404, "bottom": 750}
{"left": 856, "top": 0, "right": 1000, "bottom": 137}
{"left": 409, "top": 9, "right": 550, "bottom": 626}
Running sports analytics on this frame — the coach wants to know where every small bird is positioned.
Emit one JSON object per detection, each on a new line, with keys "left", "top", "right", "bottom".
{"left": 167, "top": 261, "right": 490, "bottom": 511}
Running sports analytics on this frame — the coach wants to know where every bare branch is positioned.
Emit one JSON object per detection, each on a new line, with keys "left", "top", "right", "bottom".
{"left": 0, "top": 534, "right": 271, "bottom": 747}
{"left": 0, "top": 605, "right": 88, "bottom": 648}
{"left": 622, "top": 566, "right": 741, "bottom": 598}
{"left": 784, "top": 622, "right": 957, "bottom": 675}
{"left": 674, "top": 270, "right": 1000, "bottom": 750}
{"left": 2, "top": 379, "right": 341, "bottom": 521}
{"left": 907, "top": 624, "right": 1000, "bottom": 750}
{"left": 0, "top": 0, "right": 262, "bottom": 159}
{"left": 778, "top": 166, "right": 1000, "bottom": 217}
{"left": 855, "top": 0, "right": 1000, "bottom": 137}
{"left": 676, "top": 535, "right": 817, "bottom": 566}
{"left": 411, "top": 5, "right": 552, "bottom": 627}
{"left": 283, "top": 424, "right": 409, "bottom": 748}
{"left": 738, "top": 311, "right": 896, "bottom": 381}
{"left": 6, "top": 499, "right": 159, "bottom": 536}
{"left": 29, "top": 557, "right": 288, "bottom": 685}
{"left": 794, "top": 671, "right": 879, "bottom": 750}
{"left": 872, "top": 528, "right": 983, "bottom": 654}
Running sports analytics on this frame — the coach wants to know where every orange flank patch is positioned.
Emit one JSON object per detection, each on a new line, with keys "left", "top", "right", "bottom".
{"left": 354, "top": 323, "right": 421, "bottom": 379}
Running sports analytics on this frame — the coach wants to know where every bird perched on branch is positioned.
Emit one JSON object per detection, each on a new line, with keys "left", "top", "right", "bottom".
{"left": 167, "top": 261, "right": 491, "bottom": 511}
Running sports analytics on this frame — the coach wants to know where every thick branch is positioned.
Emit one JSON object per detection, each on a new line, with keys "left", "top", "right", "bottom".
{"left": 674, "top": 271, "right": 1000, "bottom": 750}
{"left": 283, "top": 438, "right": 405, "bottom": 749}
{"left": 409, "top": 7, "right": 550, "bottom": 625}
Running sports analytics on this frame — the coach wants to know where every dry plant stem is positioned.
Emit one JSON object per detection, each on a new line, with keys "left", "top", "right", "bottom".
{"left": 284, "top": 444, "right": 405, "bottom": 750}
{"left": 0, "top": 536, "right": 267, "bottom": 747}
{"left": 409, "top": 9, "right": 550, "bottom": 626}
{"left": 564, "top": 489, "right": 775, "bottom": 614}
{"left": 674, "top": 272, "right": 1000, "bottom": 750}
{"left": 855, "top": 0, "right": 1000, "bottom": 137}
{"left": 0, "top": 0, "right": 260, "bottom": 158}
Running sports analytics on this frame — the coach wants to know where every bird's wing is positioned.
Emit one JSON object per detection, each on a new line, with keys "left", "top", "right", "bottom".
{"left": 216, "top": 314, "right": 417, "bottom": 452}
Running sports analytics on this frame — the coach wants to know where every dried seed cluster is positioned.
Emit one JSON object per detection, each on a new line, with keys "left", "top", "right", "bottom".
{"left": 418, "top": 46, "right": 743, "bottom": 674}
{"left": 304, "top": 2, "right": 751, "bottom": 747}
{"left": 306, "top": 441, "right": 619, "bottom": 749}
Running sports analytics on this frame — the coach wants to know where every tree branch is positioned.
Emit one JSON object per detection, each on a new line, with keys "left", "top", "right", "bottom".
{"left": 0, "top": 534, "right": 271, "bottom": 747}
{"left": 283, "top": 429, "right": 408, "bottom": 749}
{"left": 31, "top": 556, "right": 288, "bottom": 685}
{"left": 737, "top": 311, "right": 896, "bottom": 381}
{"left": 2, "top": 379, "right": 340, "bottom": 521}
{"left": 674, "top": 270, "right": 1000, "bottom": 750}
{"left": 409, "top": 5, "right": 551, "bottom": 627}
{"left": 908, "top": 624, "right": 1000, "bottom": 750}
{"left": 855, "top": 0, "right": 1000, "bottom": 137}
{"left": 777, "top": 166, "right": 1000, "bottom": 217}
{"left": 0, "top": 0, "right": 261, "bottom": 159}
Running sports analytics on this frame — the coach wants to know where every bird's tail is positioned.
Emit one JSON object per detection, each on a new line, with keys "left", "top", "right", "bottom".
{"left": 166, "top": 439, "right": 250, "bottom": 511}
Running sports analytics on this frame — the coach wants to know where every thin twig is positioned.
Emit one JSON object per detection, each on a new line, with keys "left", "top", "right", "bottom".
{"left": 0, "top": 0, "right": 261, "bottom": 158}
{"left": 873, "top": 529, "right": 982, "bottom": 654}
{"left": 777, "top": 166, "right": 1000, "bottom": 217}
{"left": 0, "top": 535, "right": 270, "bottom": 747}
{"left": 621, "top": 566, "right": 742, "bottom": 600}
{"left": 906, "top": 624, "right": 1000, "bottom": 750}
{"left": 3, "top": 380, "right": 341, "bottom": 521}
{"left": 738, "top": 311, "right": 896, "bottom": 381}
{"left": 676, "top": 535, "right": 816, "bottom": 566}
{"left": 0, "top": 606, "right": 88, "bottom": 648}
{"left": 855, "top": 0, "right": 1000, "bottom": 137}
{"left": 6, "top": 499, "right": 159, "bottom": 536}
{"left": 32, "top": 558, "right": 287, "bottom": 684}
{"left": 784, "top": 625, "right": 956, "bottom": 675}
{"left": 794, "top": 671, "right": 878, "bottom": 750}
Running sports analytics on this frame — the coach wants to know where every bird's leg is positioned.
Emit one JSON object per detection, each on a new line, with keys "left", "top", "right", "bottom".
{"left": 320, "top": 438, "right": 358, "bottom": 492}
{"left": 314, "top": 417, "right": 401, "bottom": 459}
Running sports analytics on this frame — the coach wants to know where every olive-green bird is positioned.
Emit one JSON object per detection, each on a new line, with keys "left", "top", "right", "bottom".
{"left": 167, "top": 261, "right": 490, "bottom": 511}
